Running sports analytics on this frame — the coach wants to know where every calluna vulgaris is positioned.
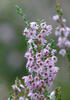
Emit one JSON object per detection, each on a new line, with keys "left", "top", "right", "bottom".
{"left": 53, "top": 0, "right": 70, "bottom": 57}
{"left": 8, "top": 1, "right": 63, "bottom": 100}
{"left": 8, "top": 15, "right": 59, "bottom": 100}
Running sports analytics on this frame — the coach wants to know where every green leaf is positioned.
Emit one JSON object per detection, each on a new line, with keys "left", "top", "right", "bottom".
{"left": 31, "top": 43, "right": 36, "bottom": 53}
{"left": 37, "top": 19, "right": 45, "bottom": 25}
{"left": 67, "top": 50, "right": 70, "bottom": 62}
{"left": 9, "top": 95, "right": 13, "bottom": 100}
{"left": 25, "top": 68, "right": 31, "bottom": 75}
{"left": 50, "top": 39, "right": 54, "bottom": 49}
{"left": 16, "top": 5, "right": 23, "bottom": 16}
{"left": 27, "top": 96, "right": 31, "bottom": 100}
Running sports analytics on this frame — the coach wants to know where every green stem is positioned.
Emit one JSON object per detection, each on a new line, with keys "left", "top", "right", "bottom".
{"left": 16, "top": 5, "right": 29, "bottom": 27}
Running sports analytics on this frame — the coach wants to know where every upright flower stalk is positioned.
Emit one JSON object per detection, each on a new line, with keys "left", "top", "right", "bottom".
{"left": 8, "top": 5, "right": 60, "bottom": 100}
{"left": 53, "top": 0, "right": 70, "bottom": 61}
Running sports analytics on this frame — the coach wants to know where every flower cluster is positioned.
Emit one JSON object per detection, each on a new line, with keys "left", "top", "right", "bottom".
{"left": 53, "top": 13, "right": 70, "bottom": 57}
{"left": 8, "top": 21, "right": 59, "bottom": 100}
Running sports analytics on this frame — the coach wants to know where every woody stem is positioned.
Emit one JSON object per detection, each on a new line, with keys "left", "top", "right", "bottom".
{"left": 57, "top": 0, "right": 60, "bottom": 5}
{"left": 38, "top": 41, "right": 41, "bottom": 52}
{"left": 14, "top": 94, "right": 16, "bottom": 100}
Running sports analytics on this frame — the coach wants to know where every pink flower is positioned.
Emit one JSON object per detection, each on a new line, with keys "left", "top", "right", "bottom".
{"left": 43, "top": 48, "right": 49, "bottom": 55}
{"left": 37, "top": 33, "right": 43, "bottom": 41}
{"left": 40, "top": 29, "right": 47, "bottom": 36}
{"left": 53, "top": 15, "right": 59, "bottom": 21}
{"left": 34, "top": 76, "right": 39, "bottom": 81}
{"left": 23, "top": 28, "right": 30, "bottom": 37}
{"left": 20, "top": 84, "right": 25, "bottom": 90}
{"left": 57, "top": 37, "right": 66, "bottom": 47}
{"left": 40, "top": 22, "right": 47, "bottom": 29}
{"left": 28, "top": 56, "right": 34, "bottom": 64}
{"left": 28, "top": 75, "right": 33, "bottom": 81}
{"left": 30, "top": 22, "right": 38, "bottom": 30}
{"left": 51, "top": 56, "right": 57, "bottom": 63}
{"left": 36, "top": 52, "right": 42, "bottom": 59}
{"left": 12, "top": 85, "right": 21, "bottom": 92}
{"left": 19, "top": 97, "right": 25, "bottom": 100}
{"left": 59, "top": 49, "right": 66, "bottom": 56}
{"left": 42, "top": 72, "right": 49, "bottom": 79}
{"left": 65, "top": 40, "right": 70, "bottom": 47}
{"left": 32, "top": 65, "right": 38, "bottom": 72}
{"left": 39, "top": 94, "right": 44, "bottom": 99}
{"left": 50, "top": 91, "right": 55, "bottom": 100}
{"left": 25, "top": 52, "right": 31, "bottom": 59}
{"left": 46, "top": 25, "right": 52, "bottom": 35}
{"left": 22, "top": 76, "right": 31, "bottom": 85}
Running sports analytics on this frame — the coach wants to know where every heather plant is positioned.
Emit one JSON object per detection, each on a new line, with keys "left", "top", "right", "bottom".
{"left": 8, "top": 5, "right": 61, "bottom": 100}
{"left": 53, "top": 0, "right": 70, "bottom": 62}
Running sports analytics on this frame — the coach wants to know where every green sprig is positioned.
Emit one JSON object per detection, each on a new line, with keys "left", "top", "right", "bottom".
{"left": 50, "top": 39, "right": 54, "bottom": 50}
{"left": 16, "top": 5, "right": 29, "bottom": 27}
{"left": 56, "top": 4, "right": 63, "bottom": 17}
{"left": 31, "top": 42, "right": 36, "bottom": 53}
{"left": 55, "top": 87, "right": 62, "bottom": 100}
{"left": 67, "top": 50, "right": 70, "bottom": 62}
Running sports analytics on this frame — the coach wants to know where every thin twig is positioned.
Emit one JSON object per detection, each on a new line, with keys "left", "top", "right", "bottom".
{"left": 14, "top": 94, "right": 16, "bottom": 100}
{"left": 57, "top": 0, "right": 60, "bottom": 5}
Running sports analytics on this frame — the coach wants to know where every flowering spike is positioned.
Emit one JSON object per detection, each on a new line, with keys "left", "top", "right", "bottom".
{"left": 8, "top": 2, "right": 61, "bottom": 99}
{"left": 8, "top": 19, "right": 59, "bottom": 100}
{"left": 53, "top": 0, "right": 70, "bottom": 59}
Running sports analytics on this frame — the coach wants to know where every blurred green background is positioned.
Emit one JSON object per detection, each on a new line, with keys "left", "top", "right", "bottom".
{"left": 0, "top": 0, "right": 70, "bottom": 99}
